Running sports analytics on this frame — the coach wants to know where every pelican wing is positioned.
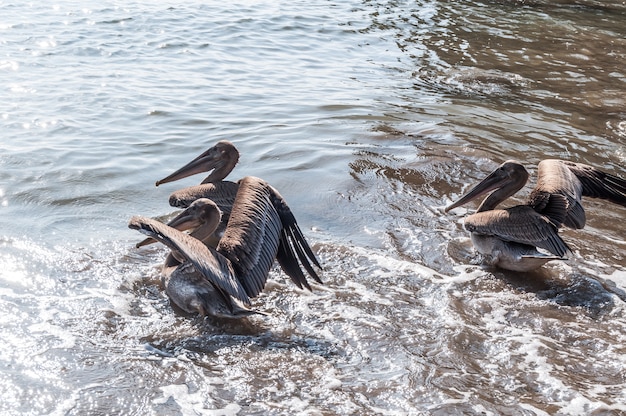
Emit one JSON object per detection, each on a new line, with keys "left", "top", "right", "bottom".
{"left": 128, "top": 216, "right": 250, "bottom": 304}
{"left": 269, "top": 185, "right": 323, "bottom": 290}
{"left": 464, "top": 205, "right": 570, "bottom": 257}
{"left": 168, "top": 181, "right": 239, "bottom": 211}
{"left": 216, "top": 176, "right": 282, "bottom": 298}
{"left": 531, "top": 160, "right": 626, "bottom": 229}
{"left": 531, "top": 159, "right": 586, "bottom": 229}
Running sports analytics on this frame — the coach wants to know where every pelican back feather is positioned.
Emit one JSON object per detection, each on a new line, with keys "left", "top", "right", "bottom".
{"left": 168, "top": 181, "right": 239, "bottom": 211}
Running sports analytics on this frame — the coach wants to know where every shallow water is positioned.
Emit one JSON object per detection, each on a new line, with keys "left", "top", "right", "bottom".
{"left": 1, "top": 1, "right": 625, "bottom": 415}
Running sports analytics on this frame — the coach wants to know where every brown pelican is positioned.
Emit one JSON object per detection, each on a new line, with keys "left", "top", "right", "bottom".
{"left": 130, "top": 176, "right": 322, "bottom": 317}
{"left": 445, "top": 159, "right": 626, "bottom": 271}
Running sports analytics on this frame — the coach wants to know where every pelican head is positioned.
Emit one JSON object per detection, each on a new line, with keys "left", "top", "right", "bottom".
{"left": 135, "top": 198, "right": 222, "bottom": 248}
{"left": 445, "top": 160, "right": 529, "bottom": 212}
{"left": 156, "top": 140, "right": 240, "bottom": 186}
{"left": 167, "top": 198, "right": 222, "bottom": 239}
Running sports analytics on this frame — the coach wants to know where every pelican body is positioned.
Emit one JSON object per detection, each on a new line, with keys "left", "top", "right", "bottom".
{"left": 445, "top": 159, "right": 626, "bottom": 272}
{"left": 130, "top": 176, "right": 322, "bottom": 318}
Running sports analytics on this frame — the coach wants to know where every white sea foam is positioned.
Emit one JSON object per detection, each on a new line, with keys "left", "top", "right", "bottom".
{"left": 153, "top": 384, "right": 243, "bottom": 416}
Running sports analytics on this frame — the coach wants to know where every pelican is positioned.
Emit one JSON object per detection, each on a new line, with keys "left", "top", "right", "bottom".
{"left": 445, "top": 159, "right": 626, "bottom": 271}
{"left": 130, "top": 176, "right": 322, "bottom": 318}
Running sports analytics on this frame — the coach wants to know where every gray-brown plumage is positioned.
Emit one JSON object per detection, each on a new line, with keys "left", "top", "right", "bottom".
{"left": 445, "top": 159, "right": 626, "bottom": 271}
{"left": 130, "top": 176, "right": 322, "bottom": 317}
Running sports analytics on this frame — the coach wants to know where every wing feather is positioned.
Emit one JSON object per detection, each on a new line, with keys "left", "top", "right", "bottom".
{"left": 561, "top": 160, "right": 626, "bottom": 206}
{"left": 275, "top": 230, "right": 310, "bottom": 290}
{"left": 216, "top": 177, "right": 281, "bottom": 298}
{"left": 269, "top": 186, "right": 323, "bottom": 287}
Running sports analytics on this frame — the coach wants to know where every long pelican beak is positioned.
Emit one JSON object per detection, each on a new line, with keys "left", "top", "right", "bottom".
{"left": 444, "top": 168, "right": 508, "bottom": 212}
{"left": 156, "top": 148, "right": 224, "bottom": 186}
{"left": 135, "top": 237, "right": 157, "bottom": 248}
{"left": 166, "top": 209, "right": 203, "bottom": 230}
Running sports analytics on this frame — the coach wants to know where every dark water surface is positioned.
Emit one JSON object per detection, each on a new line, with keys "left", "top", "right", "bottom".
{"left": 1, "top": 1, "right": 625, "bottom": 415}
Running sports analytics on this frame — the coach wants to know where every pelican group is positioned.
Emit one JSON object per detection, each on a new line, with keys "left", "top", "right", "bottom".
{"left": 445, "top": 159, "right": 626, "bottom": 271}
{"left": 130, "top": 142, "right": 322, "bottom": 318}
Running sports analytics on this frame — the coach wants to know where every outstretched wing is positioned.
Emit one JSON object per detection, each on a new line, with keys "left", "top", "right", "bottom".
{"left": 269, "top": 185, "right": 323, "bottom": 290}
{"left": 530, "top": 159, "right": 626, "bottom": 229}
{"left": 465, "top": 205, "right": 570, "bottom": 257}
{"left": 128, "top": 216, "right": 250, "bottom": 304}
{"left": 216, "top": 176, "right": 282, "bottom": 298}
{"left": 530, "top": 159, "right": 585, "bottom": 229}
